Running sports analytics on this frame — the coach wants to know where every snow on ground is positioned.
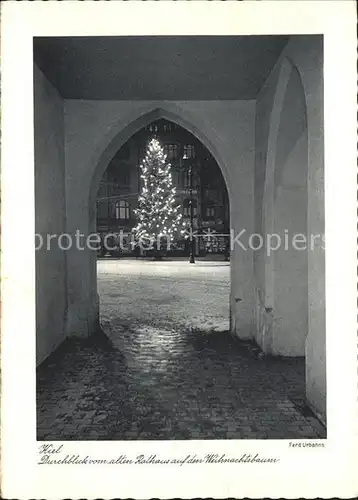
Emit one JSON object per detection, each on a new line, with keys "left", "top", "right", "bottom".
{"left": 97, "top": 258, "right": 230, "bottom": 338}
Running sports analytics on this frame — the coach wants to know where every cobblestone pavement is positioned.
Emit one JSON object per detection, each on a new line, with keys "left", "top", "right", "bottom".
{"left": 37, "top": 260, "right": 326, "bottom": 440}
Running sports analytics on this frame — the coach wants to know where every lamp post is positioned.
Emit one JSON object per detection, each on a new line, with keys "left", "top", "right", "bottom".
{"left": 188, "top": 164, "right": 195, "bottom": 264}
{"left": 223, "top": 190, "right": 230, "bottom": 261}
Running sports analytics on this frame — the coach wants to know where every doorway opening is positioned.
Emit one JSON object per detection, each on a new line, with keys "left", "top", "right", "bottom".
{"left": 95, "top": 118, "right": 231, "bottom": 341}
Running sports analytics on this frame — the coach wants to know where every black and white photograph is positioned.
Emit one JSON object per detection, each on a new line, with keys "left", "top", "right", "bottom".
{"left": 33, "top": 34, "right": 326, "bottom": 441}
{"left": 1, "top": 1, "right": 356, "bottom": 499}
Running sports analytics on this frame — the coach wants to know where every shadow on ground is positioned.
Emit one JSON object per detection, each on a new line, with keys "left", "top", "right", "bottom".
{"left": 37, "top": 327, "right": 326, "bottom": 441}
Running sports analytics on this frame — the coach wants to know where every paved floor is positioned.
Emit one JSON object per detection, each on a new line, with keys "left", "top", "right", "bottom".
{"left": 37, "top": 259, "right": 326, "bottom": 440}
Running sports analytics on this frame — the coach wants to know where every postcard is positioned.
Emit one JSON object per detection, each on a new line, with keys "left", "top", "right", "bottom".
{"left": 1, "top": 1, "right": 357, "bottom": 498}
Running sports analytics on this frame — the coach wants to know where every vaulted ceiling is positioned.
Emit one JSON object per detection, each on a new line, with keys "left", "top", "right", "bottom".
{"left": 34, "top": 35, "right": 289, "bottom": 100}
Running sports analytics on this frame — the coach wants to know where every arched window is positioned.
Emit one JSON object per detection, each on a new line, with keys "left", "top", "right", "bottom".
{"left": 183, "top": 199, "right": 197, "bottom": 217}
{"left": 183, "top": 169, "right": 190, "bottom": 189}
{"left": 115, "top": 200, "right": 130, "bottom": 220}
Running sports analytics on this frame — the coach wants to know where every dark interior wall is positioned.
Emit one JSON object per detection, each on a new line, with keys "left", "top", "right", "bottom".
{"left": 34, "top": 63, "right": 67, "bottom": 365}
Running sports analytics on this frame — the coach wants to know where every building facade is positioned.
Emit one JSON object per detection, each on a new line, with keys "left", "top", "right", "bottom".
{"left": 96, "top": 119, "right": 230, "bottom": 256}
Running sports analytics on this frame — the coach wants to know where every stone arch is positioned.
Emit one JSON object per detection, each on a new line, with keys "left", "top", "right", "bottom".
{"left": 287, "top": 39, "right": 325, "bottom": 419}
{"left": 87, "top": 105, "right": 234, "bottom": 329}
{"left": 272, "top": 63, "right": 308, "bottom": 356}
{"left": 88, "top": 105, "right": 233, "bottom": 233}
{"left": 260, "top": 40, "right": 325, "bottom": 416}
{"left": 261, "top": 56, "right": 309, "bottom": 356}
{"left": 262, "top": 57, "right": 293, "bottom": 309}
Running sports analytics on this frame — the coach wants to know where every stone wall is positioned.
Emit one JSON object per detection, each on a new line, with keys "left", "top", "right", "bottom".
{"left": 34, "top": 64, "right": 67, "bottom": 365}
{"left": 63, "top": 100, "right": 256, "bottom": 344}
{"left": 254, "top": 36, "right": 325, "bottom": 418}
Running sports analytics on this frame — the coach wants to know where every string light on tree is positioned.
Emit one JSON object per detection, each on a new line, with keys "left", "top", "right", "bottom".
{"left": 133, "top": 138, "right": 186, "bottom": 250}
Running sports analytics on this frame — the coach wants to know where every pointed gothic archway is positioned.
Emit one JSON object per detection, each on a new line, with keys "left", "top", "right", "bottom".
{"left": 87, "top": 106, "right": 234, "bottom": 334}
{"left": 258, "top": 48, "right": 326, "bottom": 420}
{"left": 261, "top": 59, "right": 309, "bottom": 356}
{"left": 88, "top": 106, "right": 233, "bottom": 231}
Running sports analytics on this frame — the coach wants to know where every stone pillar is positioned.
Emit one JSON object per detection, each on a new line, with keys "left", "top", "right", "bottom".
{"left": 230, "top": 200, "right": 255, "bottom": 341}
{"left": 303, "top": 42, "right": 326, "bottom": 421}
{"left": 64, "top": 180, "right": 99, "bottom": 339}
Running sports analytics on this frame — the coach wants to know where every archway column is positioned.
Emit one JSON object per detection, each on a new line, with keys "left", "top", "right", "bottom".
{"left": 64, "top": 179, "right": 99, "bottom": 338}
{"left": 255, "top": 37, "right": 325, "bottom": 419}
{"left": 266, "top": 61, "right": 309, "bottom": 357}
{"left": 229, "top": 171, "right": 255, "bottom": 341}
{"left": 63, "top": 101, "right": 256, "bottom": 346}
{"left": 285, "top": 39, "right": 325, "bottom": 420}
{"left": 304, "top": 65, "right": 325, "bottom": 421}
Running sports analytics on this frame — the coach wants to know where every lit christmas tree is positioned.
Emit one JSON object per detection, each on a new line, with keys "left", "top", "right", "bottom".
{"left": 133, "top": 138, "right": 186, "bottom": 252}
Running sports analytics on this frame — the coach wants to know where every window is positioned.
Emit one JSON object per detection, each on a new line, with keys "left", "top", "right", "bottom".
{"left": 147, "top": 123, "right": 159, "bottom": 133}
{"left": 115, "top": 200, "right": 130, "bottom": 220}
{"left": 183, "top": 170, "right": 190, "bottom": 188}
{"left": 205, "top": 203, "right": 215, "bottom": 219}
{"left": 163, "top": 144, "right": 179, "bottom": 160}
{"left": 183, "top": 144, "right": 195, "bottom": 159}
{"left": 183, "top": 199, "right": 197, "bottom": 217}
{"left": 182, "top": 168, "right": 196, "bottom": 189}
{"left": 163, "top": 123, "right": 172, "bottom": 133}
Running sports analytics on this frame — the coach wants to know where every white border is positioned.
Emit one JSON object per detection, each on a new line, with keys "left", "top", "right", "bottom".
{"left": 1, "top": 1, "right": 357, "bottom": 498}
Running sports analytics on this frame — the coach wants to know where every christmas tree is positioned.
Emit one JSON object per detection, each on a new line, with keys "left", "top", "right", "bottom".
{"left": 133, "top": 138, "right": 186, "bottom": 251}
